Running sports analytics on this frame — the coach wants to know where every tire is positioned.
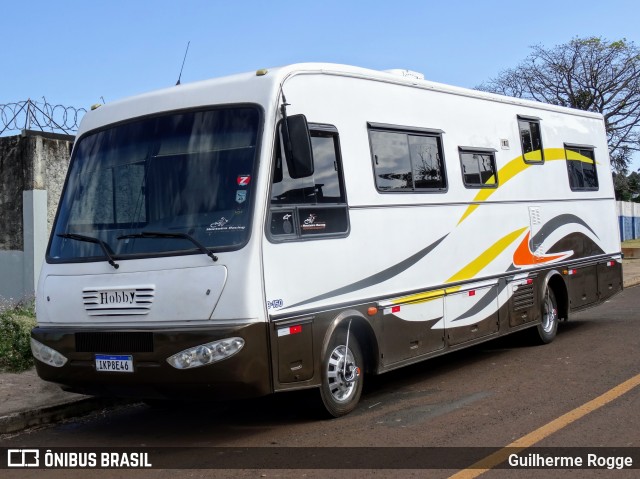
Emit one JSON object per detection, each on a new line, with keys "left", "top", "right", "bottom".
{"left": 319, "top": 327, "right": 364, "bottom": 418}
{"left": 535, "top": 285, "right": 559, "bottom": 344}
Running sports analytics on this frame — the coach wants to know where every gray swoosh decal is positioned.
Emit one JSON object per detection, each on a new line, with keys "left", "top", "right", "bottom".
{"left": 531, "top": 214, "right": 599, "bottom": 248}
{"left": 285, "top": 234, "right": 448, "bottom": 310}
{"left": 450, "top": 279, "right": 514, "bottom": 323}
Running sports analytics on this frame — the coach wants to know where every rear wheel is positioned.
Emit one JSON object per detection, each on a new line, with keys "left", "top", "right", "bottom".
{"left": 319, "top": 328, "right": 364, "bottom": 417}
{"left": 535, "top": 285, "right": 559, "bottom": 344}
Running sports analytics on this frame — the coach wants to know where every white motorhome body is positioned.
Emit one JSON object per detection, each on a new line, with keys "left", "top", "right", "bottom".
{"left": 33, "top": 64, "right": 622, "bottom": 416}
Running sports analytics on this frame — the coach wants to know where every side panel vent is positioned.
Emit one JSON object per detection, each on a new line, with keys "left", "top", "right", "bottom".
{"left": 513, "top": 284, "right": 535, "bottom": 312}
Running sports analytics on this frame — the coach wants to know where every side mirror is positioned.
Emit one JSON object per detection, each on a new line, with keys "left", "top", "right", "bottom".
{"left": 281, "top": 114, "right": 314, "bottom": 179}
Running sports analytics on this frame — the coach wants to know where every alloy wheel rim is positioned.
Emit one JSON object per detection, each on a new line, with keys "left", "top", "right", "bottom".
{"left": 542, "top": 290, "right": 557, "bottom": 333}
{"left": 326, "top": 345, "right": 358, "bottom": 402}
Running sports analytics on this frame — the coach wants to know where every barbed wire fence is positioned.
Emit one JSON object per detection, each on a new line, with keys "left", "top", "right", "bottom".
{"left": 0, "top": 98, "right": 86, "bottom": 137}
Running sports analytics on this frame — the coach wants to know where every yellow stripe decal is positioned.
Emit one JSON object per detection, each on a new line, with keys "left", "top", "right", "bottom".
{"left": 387, "top": 288, "right": 447, "bottom": 306}
{"left": 565, "top": 149, "right": 598, "bottom": 164}
{"left": 458, "top": 148, "right": 566, "bottom": 225}
{"left": 387, "top": 227, "right": 526, "bottom": 306}
{"left": 446, "top": 227, "right": 527, "bottom": 284}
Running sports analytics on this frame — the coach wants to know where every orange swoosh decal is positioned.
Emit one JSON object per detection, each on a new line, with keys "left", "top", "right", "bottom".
{"left": 513, "top": 231, "right": 567, "bottom": 267}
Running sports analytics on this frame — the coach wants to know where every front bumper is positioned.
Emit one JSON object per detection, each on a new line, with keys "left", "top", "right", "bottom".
{"left": 31, "top": 322, "right": 271, "bottom": 400}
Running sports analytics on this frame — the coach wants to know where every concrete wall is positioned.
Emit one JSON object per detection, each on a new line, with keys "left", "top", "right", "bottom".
{"left": 0, "top": 131, "right": 72, "bottom": 304}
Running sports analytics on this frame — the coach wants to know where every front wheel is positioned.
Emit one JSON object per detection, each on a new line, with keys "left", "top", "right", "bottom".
{"left": 535, "top": 285, "right": 559, "bottom": 344}
{"left": 319, "top": 327, "right": 364, "bottom": 418}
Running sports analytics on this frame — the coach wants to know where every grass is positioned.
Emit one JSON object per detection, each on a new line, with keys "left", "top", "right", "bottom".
{"left": 622, "top": 239, "right": 640, "bottom": 248}
{"left": 0, "top": 298, "right": 37, "bottom": 372}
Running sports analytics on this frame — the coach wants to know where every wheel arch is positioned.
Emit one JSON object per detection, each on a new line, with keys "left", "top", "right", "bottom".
{"left": 322, "top": 309, "right": 379, "bottom": 375}
{"left": 543, "top": 270, "right": 569, "bottom": 321}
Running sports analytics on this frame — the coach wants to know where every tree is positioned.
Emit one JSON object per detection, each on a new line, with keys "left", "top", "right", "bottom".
{"left": 614, "top": 170, "right": 640, "bottom": 201}
{"left": 477, "top": 37, "right": 640, "bottom": 172}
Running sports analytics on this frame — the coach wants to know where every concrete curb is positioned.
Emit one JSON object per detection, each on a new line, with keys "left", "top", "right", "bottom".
{"left": 624, "top": 277, "right": 640, "bottom": 288}
{"left": 0, "top": 398, "right": 130, "bottom": 435}
{"left": 623, "top": 259, "right": 640, "bottom": 289}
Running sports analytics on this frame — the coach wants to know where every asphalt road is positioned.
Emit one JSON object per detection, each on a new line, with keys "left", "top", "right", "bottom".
{"left": 2, "top": 285, "right": 640, "bottom": 478}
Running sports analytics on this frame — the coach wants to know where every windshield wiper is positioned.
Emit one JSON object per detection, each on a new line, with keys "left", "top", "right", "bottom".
{"left": 57, "top": 233, "right": 119, "bottom": 269}
{"left": 117, "top": 231, "right": 218, "bottom": 262}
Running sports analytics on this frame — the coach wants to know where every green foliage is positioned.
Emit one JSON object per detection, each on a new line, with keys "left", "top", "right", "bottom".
{"left": 0, "top": 300, "right": 37, "bottom": 372}
{"left": 614, "top": 171, "right": 640, "bottom": 202}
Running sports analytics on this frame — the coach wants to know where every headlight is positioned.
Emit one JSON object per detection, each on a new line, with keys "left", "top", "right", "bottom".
{"left": 166, "top": 337, "right": 245, "bottom": 370}
{"left": 31, "top": 338, "right": 68, "bottom": 368}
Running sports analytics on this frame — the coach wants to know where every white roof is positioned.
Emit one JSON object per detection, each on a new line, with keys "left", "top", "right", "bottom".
{"left": 78, "top": 63, "right": 603, "bottom": 137}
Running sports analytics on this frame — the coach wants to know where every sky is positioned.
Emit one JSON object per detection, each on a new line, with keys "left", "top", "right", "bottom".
{"left": 2, "top": 0, "right": 640, "bottom": 168}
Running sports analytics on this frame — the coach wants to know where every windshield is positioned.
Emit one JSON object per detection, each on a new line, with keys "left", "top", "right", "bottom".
{"left": 48, "top": 106, "right": 261, "bottom": 262}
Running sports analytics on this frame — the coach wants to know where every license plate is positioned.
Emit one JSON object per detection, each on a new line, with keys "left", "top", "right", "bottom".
{"left": 95, "top": 355, "right": 134, "bottom": 373}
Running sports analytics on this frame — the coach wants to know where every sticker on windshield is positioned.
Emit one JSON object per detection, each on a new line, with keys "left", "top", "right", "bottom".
{"left": 237, "top": 175, "right": 251, "bottom": 186}
{"left": 210, "top": 217, "right": 228, "bottom": 228}
{"left": 207, "top": 217, "right": 246, "bottom": 232}
{"left": 236, "top": 190, "right": 247, "bottom": 204}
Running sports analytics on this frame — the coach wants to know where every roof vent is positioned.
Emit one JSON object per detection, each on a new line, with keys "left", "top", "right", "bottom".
{"left": 384, "top": 69, "right": 425, "bottom": 80}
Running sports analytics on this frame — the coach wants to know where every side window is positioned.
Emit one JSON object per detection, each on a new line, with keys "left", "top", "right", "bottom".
{"left": 565, "top": 145, "right": 598, "bottom": 191}
{"left": 368, "top": 124, "right": 447, "bottom": 192}
{"left": 459, "top": 148, "right": 498, "bottom": 188}
{"left": 269, "top": 124, "right": 349, "bottom": 240}
{"left": 518, "top": 116, "right": 544, "bottom": 164}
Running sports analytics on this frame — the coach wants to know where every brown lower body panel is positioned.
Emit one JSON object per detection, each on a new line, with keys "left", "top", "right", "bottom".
{"left": 31, "top": 322, "right": 272, "bottom": 401}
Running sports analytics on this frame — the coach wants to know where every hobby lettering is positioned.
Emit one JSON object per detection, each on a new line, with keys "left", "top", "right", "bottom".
{"left": 99, "top": 291, "right": 135, "bottom": 305}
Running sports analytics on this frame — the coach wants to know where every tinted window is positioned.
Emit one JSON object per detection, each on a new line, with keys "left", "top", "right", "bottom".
{"left": 50, "top": 107, "right": 261, "bottom": 262}
{"left": 565, "top": 146, "right": 598, "bottom": 190}
{"left": 459, "top": 149, "right": 498, "bottom": 188}
{"left": 518, "top": 117, "right": 544, "bottom": 163}
{"left": 369, "top": 127, "right": 446, "bottom": 191}
{"left": 270, "top": 125, "right": 349, "bottom": 240}
{"left": 272, "top": 130, "right": 345, "bottom": 205}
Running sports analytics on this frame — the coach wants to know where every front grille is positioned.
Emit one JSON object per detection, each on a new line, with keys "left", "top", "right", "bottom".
{"left": 82, "top": 287, "right": 155, "bottom": 316}
{"left": 75, "top": 332, "right": 154, "bottom": 353}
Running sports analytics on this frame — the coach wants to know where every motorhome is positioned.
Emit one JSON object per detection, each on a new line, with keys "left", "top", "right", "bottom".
{"left": 32, "top": 63, "right": 623, "bottom": 417}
